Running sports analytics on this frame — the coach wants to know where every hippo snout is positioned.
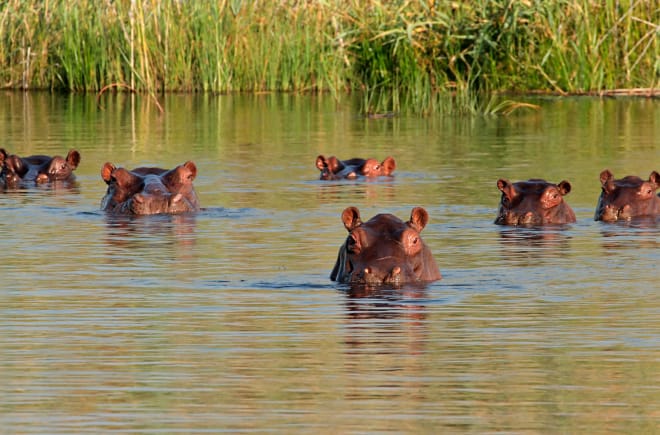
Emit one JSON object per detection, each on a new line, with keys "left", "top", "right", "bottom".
{"left": 598, "top": 204, "right": 633, "bottom": 222}
{"left": 352, "top": 265, "right": 404, "bottom": 285}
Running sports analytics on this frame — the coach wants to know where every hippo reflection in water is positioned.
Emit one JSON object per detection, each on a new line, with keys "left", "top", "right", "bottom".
{"left": 101, "top": 161, "right": 200, "bottom": 215}
{"left": 331, "top": 206, "right": 442, "bottom": 285}
{"left": 495, "top": 178, "right": 576, "bottom": 226}
{"left": 316, "top": 155, "right": 396, "bottom": 180}
{"left": 0, "top": 148, "right": 81, "bottom": 187}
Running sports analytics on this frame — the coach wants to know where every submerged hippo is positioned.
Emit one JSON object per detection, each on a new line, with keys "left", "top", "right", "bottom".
{"left": 331, "top": 206, "right": 441, "bottom": 285}
{"left": 495, "top": 178, "right": 576, "bottom": 225}
{"left": 316, "top": 155, "right": 396, "bottom": 180}
{"left": 0, "top": 148, "right": 81, "bottom": 187}
{"left": 595, "top": 169, "right": 660, "bottom": 222}
{"left": 101, "top": 161, "right": 200, "bottom": 215}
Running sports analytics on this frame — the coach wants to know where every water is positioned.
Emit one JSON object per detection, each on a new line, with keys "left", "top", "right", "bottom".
{"left": 0, "top": 92, "right": 658, "bottom": 433}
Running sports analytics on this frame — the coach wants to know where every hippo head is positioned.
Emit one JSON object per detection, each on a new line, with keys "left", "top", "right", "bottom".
{"left": 360, "top": 156, "right": 396, "bottom": 177}
{"left": 0, "top": 149, "right": 21, "bottom": 186}
{"left": 1, "top": 148, "right": 29, "bottom": 186}
{"left": 316, "top": 155, "right": 356, "bottom": 180}
{"left": 331, "top": 206, "right": 442, "bottom": 286}
{"left": 101, "top": 161, "right": 199, "bottom": 215}
{"left": 316, "top": 155, "right": 397, "bottom": 180}
{"left": 595, "top": 169, "right": 660, "bottom": 222}
{"left": 0, "top": 149, "right": 80, "bottom": 185}
{"left": 34, "top": 150, "right": 81, "bottom": 183}
{"left": 495, "top": 178, "right": 576, "bottom": 226}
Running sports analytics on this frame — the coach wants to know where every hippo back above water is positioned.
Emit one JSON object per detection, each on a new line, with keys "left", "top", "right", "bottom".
{"left": 495, "top": 178, "right": 576, "bottom": 226}
{"left": 101, "top": 161, "right": 200, "bottom": 215}
{"left": 316, "top": 155, "right": 396, "bottom": 180}
{"left": 331, "top": 206, "right": 441, "bottom": 286}
{"left": 595, "top": 169, "right": 660, "bottom": 222}
{"left": 0, "top": 148, "right": 81, "bottom": 187}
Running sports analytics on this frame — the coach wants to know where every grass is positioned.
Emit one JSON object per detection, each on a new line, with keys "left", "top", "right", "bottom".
{"left": 0, "top": 0, "right": 657, "bottom": 114}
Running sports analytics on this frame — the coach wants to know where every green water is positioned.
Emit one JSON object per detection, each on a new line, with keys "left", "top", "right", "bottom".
{"left": 0, "top": 92, "right": 658, "bottom": 433}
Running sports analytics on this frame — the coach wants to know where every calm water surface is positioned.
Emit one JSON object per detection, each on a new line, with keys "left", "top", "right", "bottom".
{"left": 0, "top": 92, "right": 658, "bottom": 433}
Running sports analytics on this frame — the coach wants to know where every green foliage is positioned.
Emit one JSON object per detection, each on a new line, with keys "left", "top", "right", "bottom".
{"left": 0, "top": 0, "right": 657, "bottom": 114}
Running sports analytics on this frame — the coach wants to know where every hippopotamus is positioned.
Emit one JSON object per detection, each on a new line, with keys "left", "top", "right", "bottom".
{"left": 331, "top": 206, "right": 441, "bottom": 285}
{"left": 101, "top": 161, "right": 200, "bottom": 215}
{"left": 495, "top": 178, "right": 576, "bottom": 225}
{"left": 315, "top": 155, "right": 396, "bottom": 180}
{"left": 0, "top": 148, "right": 81, "bottom": 187}
{"left": 595, "top": 169, "right": 660, "bottom": 222}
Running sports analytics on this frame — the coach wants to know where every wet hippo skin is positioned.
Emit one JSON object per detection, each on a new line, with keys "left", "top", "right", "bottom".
{"left": 331, "top": 206, "right": 441, "bottom": 285}
{"left": 495, "top": 178, "right": 576, "bottom": 226}
{"left": 100, "top": 161, "right": 200, "bottom": 215}
{"left": 316, "top": 155, "right": 396, "bottom": 180}
{"left": 595, "top": 169, "right": 660, "bottom": 222}
{"left": 0, "top": 148, "right": 81, "bottom": 187}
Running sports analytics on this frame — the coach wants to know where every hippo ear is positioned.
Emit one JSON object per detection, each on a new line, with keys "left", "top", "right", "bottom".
{"left": 408, "top": 207, "right": 429, "bottom": 232}
{"left": 315, "top": 155, "right": 327, "bottom": 171}
{"left": 341, "top": 206, "right": 362, "bottom": 231}
{"left": 183, "top": 161, "right": 197, "bottom": 180}
{"left": 101, "top": 162, "right": 116, "bottom": 183}
{"left": 497, "top": 179, "right": 516, "bottom": 200}
{"left": 327, "top": 156, "right": 343, "bottom": 174}
{"left": 381, "top": 157, "right": 396, "bottom": 175}
{"left": 600, "top": 169, "right": 615, "bottom": 192}
{"left": 66, "top": 150, "right": 81, "bottom": 169}
{"left": 557, "top": 180, "right": 572, "bottom": 195}
{"left": 0, "top": 148, "right": 7, "bottom": 162}
{"left": 648, "top": 171, "right": 660, "bottom": 188}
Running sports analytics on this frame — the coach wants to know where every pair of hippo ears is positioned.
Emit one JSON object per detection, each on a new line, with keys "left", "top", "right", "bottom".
{"left": 600, "top": 169, "right": 660, "bottom": 192}
{"left": 341, "top": 206, "right": 429, "bottom": 233}
{"left": 101, "top": 161, "right": 197, "bottom": 184}
{"left": 497, "top": 179, "right": 572, "bottom": 198}
{"left": 315, "top": 155, "right": 340, "bottom": 172}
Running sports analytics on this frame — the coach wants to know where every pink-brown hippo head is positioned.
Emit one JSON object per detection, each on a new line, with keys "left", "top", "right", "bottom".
{"left": 331, "top": 206, "right": 441, "bottom": 285}
{"left": 0, "top": 148, "right": 80, "bottom": 186}
{"left": 595, "top": 169, "right": 660, "bottom": 222}
{"left": 495, "top": 178, "right": 576, "bottom": 226}
{"left": 101, "top": 161, "right": 200, "bottom": 215}
{"left": 316, "top": 155, "right": 396, "bottom": 180}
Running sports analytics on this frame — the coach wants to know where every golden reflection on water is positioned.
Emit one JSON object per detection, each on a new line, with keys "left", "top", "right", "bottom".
{"left": 0, "top": 92, "right": 658, "bottom": 433}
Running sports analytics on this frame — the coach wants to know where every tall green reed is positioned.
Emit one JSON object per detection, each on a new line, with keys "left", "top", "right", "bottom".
{"left": 0, "top": 0, "right": 656, "bottom": 114}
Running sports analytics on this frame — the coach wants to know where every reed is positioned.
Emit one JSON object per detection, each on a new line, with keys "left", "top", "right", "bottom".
{"left": 0, "top": 0, "right": 656, "bottom": 114}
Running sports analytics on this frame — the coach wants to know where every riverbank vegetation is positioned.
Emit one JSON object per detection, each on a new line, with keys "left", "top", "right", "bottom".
{"left": 0, "top": 0, "right": 657, "bottom": 114}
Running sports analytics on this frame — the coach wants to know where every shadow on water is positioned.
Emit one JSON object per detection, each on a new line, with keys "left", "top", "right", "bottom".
{"left": 312, "top": 177, "right": 397, "bottom": 203}
{"left": 103, "top": 212, "right": 197, "bottom": 248}
{"left": 598, "top": 217, "right": 660, "bottom": 250}
{"left": 336, "top": 283, "right": 430, "bottom": 374}
{"left": 496, "top": 225, "right": 573, "bottom": 264}
{"left": 1, "top": 180, "right": 80, "bottom": 202}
